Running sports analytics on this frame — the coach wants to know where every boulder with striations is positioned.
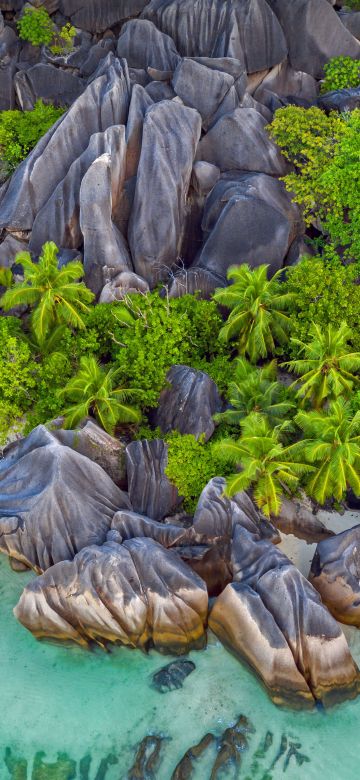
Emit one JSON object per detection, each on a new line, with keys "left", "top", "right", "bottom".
{"left": 309, "top": 525, "right": 360, "bottom": 626}
{"left": 152, "top": 365, "right": 222, "bottom": 442}
{"left": 125, "top": 439, "right": 181, "bottom": 521}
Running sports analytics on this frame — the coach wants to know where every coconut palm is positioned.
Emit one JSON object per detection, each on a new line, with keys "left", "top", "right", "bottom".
{"left": 286, "top": 399, "right": 360, "bottom": 504}
{"left": 282, "top": 321, "right": 360, "bottom": 409}
{"left": 59, "top": 356, "right": 141, "bottom": 434}
{"left": 213, "top": 264, "right": 295, "bottom": 362}
{"left": 214, "top": 413, "right": 312, "bottom": 517}
{"left": 0, "top": 242, "right": 94, "bottom": 343}
{"left": 214, "top": 358, "right": 295, "bottom": 430}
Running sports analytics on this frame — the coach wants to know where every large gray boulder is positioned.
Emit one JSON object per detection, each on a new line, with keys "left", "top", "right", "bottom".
{"left": 253, "top": 60, "right": 318, "bottom": 106}
{"left": 0, "top": 426, "right": 131, "bottom": 573}
{"left": 126, "top": 439, "right": 181, "bottom": 521}
{"left": 318, "top": 86, "right": 360, "bottom": 112}
{"left": 142, "top": 0, "right": 288, "bottom": 73}
{"left": 14, "top": 537, "right": 208, "bottom": 653}
{"left": 152, "top": 365, "right": 221, "bottom": 442}
{"left": 309, "top": 525, "right": 360, "bottom": 626}
{"left": 172, "top": 58, "right": 236, "bottom": 129}
{"left": 125, "top": 84, "right": 153, "bottom": 179}
{"left": 59, "top": 0, "right": 150, "bottom": 32}
{"left": 266, "top": 0, "right": 360, "bottom": 78}
{"left": 117, "top": 19, "right": 181, "bottom": 72}
{"left": 128, "top": 100, "right": 201, "bottom": 287}
{"left": 195, "top": 108, "right": 289, "bottom": 175}
{"left": 14, "top": 63, "right": 84, "bottom": 111}
{"left": 194, "top": 171, "right": 302, "bottom": 280}
{"left": 53, "top": 419, "right": 127, "bottom": 488}
{"left": 0, "top": 59, "right": 131, "bottom": 232}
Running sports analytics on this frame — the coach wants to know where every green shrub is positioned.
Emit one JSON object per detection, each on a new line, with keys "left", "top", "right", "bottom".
{"left": 24, "top": 351, "right": 73, "bottom": 433}
{"left": 50, "top": 22, "right": 76, "bottom": 55}
{"left": 321, "top": 56, "right": 360, "bottom": 94}
{"left": 0, "top": 317, "right": 38, "bottom": 444}
{"left": 0, "top": 101, "right": 65, "bottom": 171}
{"left": 285, "top": 254, "right": 360, "bottom": 352}
{"left": 17, "top": 7, "right": 54, "bottom": 47}
{"left": 165, "top": 433, "right": 231, "bottom": 514}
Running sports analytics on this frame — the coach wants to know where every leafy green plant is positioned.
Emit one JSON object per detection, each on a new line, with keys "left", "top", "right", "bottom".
{"left": 213, "top": 264, "right": 294, "bottom": 362}
{"left": 24, "top": 351, "right": 73, "bottom": 434}
{"left": 50, "top": 22, "right": 76, "bottom": 55}
{"left": 214, "top": 413, "right": 311, "bottom": 517}
{"left": 165, "top": 433, "right": 231, "bottom": 513}
{"left": 321, "top": 56, "right": 360, "bottom": 94}
{"left": 0, "top": 317, "right": 38, "bottom": 444}
{"left": 0, "top": 267, "right": 12, "bottom": 287}
{"left": 215, "top": 358, "right": 295, "bottom": 429}
{"left": 0, "top": 242, "right": 94, "bottom": 344}
{"left": 283, "top": 322, "right": 360, "bottom": 409}
{"left": 0, "top": 101, "right": 65, "bottom": 171}
{"left": 17, "top": 6, "right": 54, "bottom": 47}
{"left": 287, "top": 400, "right": 360, "bottom": 504}
{"left": 285, "top": 253, "right": 360, "bottom": 352}
{"left": 59, "top": 356, "right": 141, "bottom": 434}
{"left": 269, "top": 106, "right": 360, "bottom": 259}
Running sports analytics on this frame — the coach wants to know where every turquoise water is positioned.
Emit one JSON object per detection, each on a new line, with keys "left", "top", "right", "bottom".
{"left": 1, "top": 553, "right": 360, "bottom": 779}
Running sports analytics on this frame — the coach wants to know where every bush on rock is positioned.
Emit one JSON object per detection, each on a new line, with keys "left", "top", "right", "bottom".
{"left": 0, "top": 101, "right": 65, "bottom": 172}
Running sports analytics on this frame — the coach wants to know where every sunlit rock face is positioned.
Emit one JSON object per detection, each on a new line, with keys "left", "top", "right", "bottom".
{"left": 0, "top": 425, "right": 130, "bottom": 573}
{"left": 14, "top": 537, "right": 208, "bottom": 653}
{"left": 310, "top": 526, "right": 360, "bottom": 627}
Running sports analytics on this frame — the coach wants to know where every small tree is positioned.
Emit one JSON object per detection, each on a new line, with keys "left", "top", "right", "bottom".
{"left": 59, "top": 356, "right": 141, "bottom": 434}
{"left": 0, "top": 242, "right": 94, "bottom": 345}
{"left": 283, "top": 322, "right": 360, "bottom": 409}
{"left": 213, "top": 264, "right": 294, "bottom": 363}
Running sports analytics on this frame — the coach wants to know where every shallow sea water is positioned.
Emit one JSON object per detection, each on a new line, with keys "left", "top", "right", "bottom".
{"left": 1, "top": 554, "right": 360, "bottom": 780}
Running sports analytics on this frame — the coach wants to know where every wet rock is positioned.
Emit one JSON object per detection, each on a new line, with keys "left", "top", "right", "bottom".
{"left": 14, "top": 63, "right": 84, "bottom": 111}
{"left": 125, "top": 440, "right": 181, "bottom": 522}
{"left": 52, "top": 419, "right": 127, "bottom": 489}
{"left": 274, "top": 498, "right": 335, "bottom": 543}
{"left": 152, "top": 659, "right": 195, "bottom": 692}
{"left": 171, "top": 734, "right": 215, "bottom": 780}
{"left": 318, "top": 86, "right": 360, "bottom": 112}
{"left": 195, "top": 171, "right": 303, "bottom": 279}
{"left": 142, "top": 0, "right": 287, "bottom": 74}
{"left": 172, "top": 58, "right": 235, "bottom": 129}
{"left": 266, "top": 0, "right": 360, "bottom": 78}
{"left": 196, "top": 108, "right": 289, "bottom": 176}
{"left": 128, "top": 735, "right": 163, "bottom": 780}
{"left": 0, "top": 425, "right": 130, "bottom": 572}
{"left": 152, "top": 365, "right": 221, "bottom": 442}
{"left": 117, "top": 19, "right": 181, "bottom": 72}
{"left": 15, "top": 538, "right": 208, "bottom": 652}
{"left": 59, "top": 0, "right": 149, "bottom": 33}
{"left": 309, "top": 525, "right": 360, "bottom": 626}
{"left": 128, "top": 100, "right": 201, "bottom": 287}
{"left": 0, "top": 59, "right": 131, "bottom": 232}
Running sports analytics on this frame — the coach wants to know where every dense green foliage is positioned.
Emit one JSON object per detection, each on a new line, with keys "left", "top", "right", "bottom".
{"left": 213, "top": 264, "right": 294, "bottom": 362}
{"left": 0, "top": 318, "right": 37, "bottom": 444}
{"left": 0, "top": 242, "right": 94, "bottom": 344}
{"left": 269, "top": 107, "right": 360, "bottom": 259}
{"left": 50, "top": 23, "right": 76, "bottom": 55}
{"left": 17, "top": 7, "right": 54, "bottom": 47}
{"left": 0, "top": 101, "right": 65, "bottom": 171}
{"left": 165, "top": 433, "right": 230, "bottom": 513}
{"left": 321, "top": 56, "right": 360, "bottom": 93}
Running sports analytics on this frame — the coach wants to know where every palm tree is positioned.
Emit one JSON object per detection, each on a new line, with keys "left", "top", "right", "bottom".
{"left": 0, "top": 242, "right": 94, "bottom": 344}
{"left": 214, "top": 413, "right": 311, "bottom": 517}
{"left": 282, "top": 322, "right": 360, "bottom": 409}
{"left": 214, "top": 358, "right": 295, "bottom": 430}
{"left": 287, "top": 399, "right": 360, "bottom": 504}
{"left": 59, "top": 356, "right": 141, "bottom": 434}
{"left": 213, "top": 264, "right": 295, "bottom": 363}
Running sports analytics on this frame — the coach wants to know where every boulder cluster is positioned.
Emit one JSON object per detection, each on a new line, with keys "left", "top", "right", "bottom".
{"left": 0, "top": 0, "right": 359, "bottom": 298}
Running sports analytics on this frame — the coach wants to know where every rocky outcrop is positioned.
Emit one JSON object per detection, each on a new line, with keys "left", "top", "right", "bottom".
{"left": 274, "top": 497, "right": 335, "bottom": 542}
{"left": 152, "top": 365, "right": 221, "bottom": 442}
{"left": 59, "top": 0, "right": 150, "bottom": 33}
{"left": 117, "top": 19, "right": 181, "bottom": 72}
{"left": 0, "top": 425, "right": 130, "bottom": 572}
{"left": 14, "top": 537, "right": 208, "bottom": 652}
{"left": 14, "top": 63, "right": 84, "bottom": 111}
{"left": 318, "top": 86, "right": 360, "bottom": 113}
{"left": 309, "top": 526, "right": 360, "bottom": 626}
{"left": 53, "top": 419, "right": 127, "bottom": 488}
{"left": 172, "top": 58, "right": 238, "bottom": 130}
{"left": 125, "top": 439, "right": 181, "bottom": 521}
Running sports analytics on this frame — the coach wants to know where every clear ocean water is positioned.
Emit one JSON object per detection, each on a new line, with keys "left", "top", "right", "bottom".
{"left": 1, "top": 553, "right": 360, "bottom": 780}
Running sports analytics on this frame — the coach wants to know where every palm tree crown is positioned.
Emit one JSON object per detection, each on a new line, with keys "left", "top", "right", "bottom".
{"left": 59, "top": 356, "right": 141, "bottom": 435}
{"left": 0, "top": 242, "right": 94, "bottom": 343}
{"left": 287, "top": 399, "right": 360, "bottom": 504}
{"left": 214, "top": 358, "right": 295, "bottom": 429}
{"left": 283, "top": 321, "right": 360, "bottom": 409}
{"left": 214, "top": 413, "right": 311, "bottom": 517}
{"left": 213, "top": 264, "right": 295, "bottom": 363}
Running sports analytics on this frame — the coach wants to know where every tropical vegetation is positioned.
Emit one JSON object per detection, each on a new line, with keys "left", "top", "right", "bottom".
{"left": 0, "top": 101, "right": 65, "bottom": 172}
{"left": 321, "top": 55, "right": 360, "bottom": 93}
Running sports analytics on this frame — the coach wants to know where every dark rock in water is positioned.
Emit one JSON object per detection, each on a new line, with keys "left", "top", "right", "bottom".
{"left": 128, "top": 735, "right": 163, "bottom": 780}
{"left": 152, "top": 365, "right": 222, "bottom": 442}
{"left": 269, "top": 734, "right": 288, "bottom": 770}
{"left": 309, "top": 525, "right": 360, "bottom": 626}
{"left": 171, "top": 733, "right": 215, "bottom": 779}
{"left": 15, "top": 538, "right": 208, "bottom": 652}
{"left": 126, "top": 440, "right": 181, "bottom": 522}
{"left": 0, "top": 425, "right": 130, "bottom": 573}
{"left": 4, "top": 747, "right": 27, "bottom": 779}
{"left": 53, "top": 419, "right": 127, "bottom": 489}
{"left": 59, "top": 0, "right": 149, "bottom": 33}
{"left": 79, "top": 755, "right": 92, "bottom": 780}
{"left": 318, "top": 86, "right": 360, "bottom": 112}
{"left": 274, "top": 498, "right": 335, "bottom": 543}
{"left": 152, "top": 659, "right": 196, "bottom": 692}
{"left": 94, "top": 754, "right": 118, "bottom": 780}
{"left": 210, "top": 743, "right": 240, "bottom": 779}
{"left": 32, "top": 750, "right": 76, "bottom": 779}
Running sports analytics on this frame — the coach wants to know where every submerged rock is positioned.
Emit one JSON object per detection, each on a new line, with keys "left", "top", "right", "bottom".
{"left": 171, "top": 733, "right": 215, "bottom": 780}
{"left": 309, "top": 525, "right": 360, "bottom": 626}
{"left": 128, "top": 735, "right": 163, "bottom": 780}
{"left": 152, "top": 659, "right": 196, "bottom": 692}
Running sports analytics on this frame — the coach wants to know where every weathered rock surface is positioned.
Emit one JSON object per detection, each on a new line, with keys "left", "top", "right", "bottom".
{"left": 0, "top": 425, "right": 130, "bottom": 572}
{"left": 53, "top": 419, "right": 127, "bottom": 488}
{"left": 152, "top": 365, "right": 221, "bottom": 442}
{"left": 117, "top": 19, "right": 181, "bottom": 72}
{"left": 309, "top": 526, "right": 360, "bottom": 626}
{"left": 14, "top": 63, "right": 84, "bottom": 111}
{"left": 318, "top": 86, "right": 360, "bottom": 113}
{"left": 142, "top": 0, "right": 288, "bottom": 73}
{"left": 172, "top": 58, "right": 236, "bottom": 129}
{"left": 125, "top": 83, "right": 153, "bottom": 179}
{"left": 152, "top": 659, "right": 196, "bottom": 692}
{"left": 128, "top": 100, "right": 201, "bottom": 287}
{"left": 274, "top": 497, "right": 335, "bottom": 543}
{"left": 195, "top": 172, "right": 302, "bottom": 279}
{"left": 59, "top": 0, "right": 149, "bottom": 33}
{"left": 14, "top": 537, "right": 208, "bottom": 652}
{"left": 125, "top": 439, "right": 181, "bottom": 521}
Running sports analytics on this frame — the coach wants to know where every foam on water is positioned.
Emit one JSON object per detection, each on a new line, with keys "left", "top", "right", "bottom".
{"left": 1, "top": 553, "right": 360, "bottom": 779}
